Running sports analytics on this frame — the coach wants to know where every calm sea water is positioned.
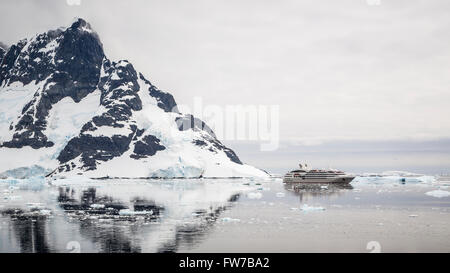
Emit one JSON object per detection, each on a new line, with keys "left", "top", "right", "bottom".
{"left": 1, "top": 176, "right": 449, "bottom": 253}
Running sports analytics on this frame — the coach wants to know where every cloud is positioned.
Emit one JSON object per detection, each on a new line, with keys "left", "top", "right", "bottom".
{"left": 1, "top": 0, "right": 449, "bottom": 145}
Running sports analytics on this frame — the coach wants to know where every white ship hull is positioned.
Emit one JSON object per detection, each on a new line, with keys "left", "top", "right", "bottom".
{"left": 283, "top": 174, "right": 355, "bottom": 184}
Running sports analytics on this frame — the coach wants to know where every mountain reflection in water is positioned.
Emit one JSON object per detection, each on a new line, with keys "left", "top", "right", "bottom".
{"left": 0, "top": 179, "right": 247, "bottom": 253}
{"left": 1, "top": 209, "right": 50, "bottom": 253}
{"left": 2, "top": 178, "right": 449, "bottom": 253}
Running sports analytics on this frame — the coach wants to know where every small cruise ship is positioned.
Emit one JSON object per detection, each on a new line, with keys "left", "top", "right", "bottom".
{"left": 283, "top": 163, "right": 355, "bottom": 183}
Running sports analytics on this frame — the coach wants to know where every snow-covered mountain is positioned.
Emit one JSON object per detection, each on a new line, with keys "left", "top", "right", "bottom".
{"left": 0, "top": 19, "right": 268, "bottom": 179}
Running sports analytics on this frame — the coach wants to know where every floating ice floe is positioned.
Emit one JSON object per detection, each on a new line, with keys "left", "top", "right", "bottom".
{"left": 118, "top": 209, "right": 153, "bottom": 216}
{"left": 354, "top": 175, "right": 436, "bottom": 185}
{"left": 39, "top": 209, "right": 52, "bottom": 216}
{"left": 90, "top": 204, "right": 105, "bottom": 209}
{"left": 300, "top": 204, "right": 325, "bottom": 211}
{"left": 247, "top": 192, "right": 263, "bottom": 199}
{"left": 425, "top": 190, "right": 450, "bottom": 198}
{"left": 408, "top": 214, "right": 418, "bottom": 218}
{"left": 275, "top": 192, "right": 285, "bottom": 198}
{"left": 3, "top": 195, "right": 22, "bottom": 201}
{"left": 27, "top": 202, "right": 45, "bottom": 209}
{"left": 221, "top": 217, "right": 240, "bottom": 223}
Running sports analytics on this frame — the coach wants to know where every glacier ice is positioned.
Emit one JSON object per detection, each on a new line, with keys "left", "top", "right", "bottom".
{"left": 0, "top": 165, "right": 49, "bottom": 179}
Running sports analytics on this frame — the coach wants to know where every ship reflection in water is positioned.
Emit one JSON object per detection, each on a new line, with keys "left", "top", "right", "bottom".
{"left": 0, "top": 179, "right": 245, "bottom": 253}
{"left": 284, "top": 182, "right": 353, "bottom": 202}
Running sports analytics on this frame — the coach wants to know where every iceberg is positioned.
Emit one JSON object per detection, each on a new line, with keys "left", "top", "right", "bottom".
{"left": 0, "top": 165, "right": 49, "bottom": 179}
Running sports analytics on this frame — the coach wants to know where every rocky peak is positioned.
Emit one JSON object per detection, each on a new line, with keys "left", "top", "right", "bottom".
{"left": 70, "top": 18, "right": 92, "bottom": 30}
{"left": 0, "top": 18, "right": 105, "bottom": 149}
{"left": 0, "top": 42, "right": 7, "bottom": 64}
{"left": 0, "top": 18, "right": 104, "bottom": 89}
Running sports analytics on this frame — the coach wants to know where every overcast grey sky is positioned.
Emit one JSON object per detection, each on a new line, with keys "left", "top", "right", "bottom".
{"left": 1, "top": 0, "right": 449, "bottom": 173}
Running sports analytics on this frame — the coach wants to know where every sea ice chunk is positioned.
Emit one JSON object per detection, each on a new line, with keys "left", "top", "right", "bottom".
{"left": 27, "top": 202, "right": 44, "bottom": 209}
{"left": 425, "top": 190, "right": 450, "bottom": 198}
{"left": 247, "top": 192, "right": 263, "bottom": 199}
{"left": 90, "top": 204, "right": 105, "bottom": 209}
{"left": 300, "top": 204, "right": 325, "bottom": 211}
{"left": 118, "top": 209, "right": 153, "bottom": 216}
{"left": 39, "top": 209, "right": 52, "bottom": 216}
{"left": 221, "top": 217, "right": 240, "bottom": 223}
{"left": 275, "top": 192, "right": 285, "bottom": 198}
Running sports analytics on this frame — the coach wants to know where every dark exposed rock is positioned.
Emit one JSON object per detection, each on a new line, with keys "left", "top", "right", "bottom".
{"left": 78, "top": 59, "right": 142, "bottom": 135}
{"left": 130, "top": 135, "right": 165, "bottom": 159}
{"left": 1, "top": 19, "right": 103, "bottom": 92}
{"left": 1, "top": 130, "right": 54, "bottom": 149}
{"left": 177, "top": 114, "right": 242, "bottom": 164}
{"left": 139, "top": 73, "right": 179, "bottom": 113}
{"left": 175, "top": 114, "right": 216, "bottom": 138}
{"left": 193, "top": 139, "right": 207, "bottom": 147}
{"left": 208, "top": 138, "right": 242, "bottom": 165}
{"left": 175, "top": 113, "right": 242, "bottom": 163}
{"left": 0, "top": 39, "right": 28, "bottom": 85}
{"left": 57, "top": 134, "right": 134, "bottom": 168}
{"left": 57, "top": 59, "right": 151, "bottom": 170}
{"left": 99, "top": 59, "right": 142, "bottom": 110}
